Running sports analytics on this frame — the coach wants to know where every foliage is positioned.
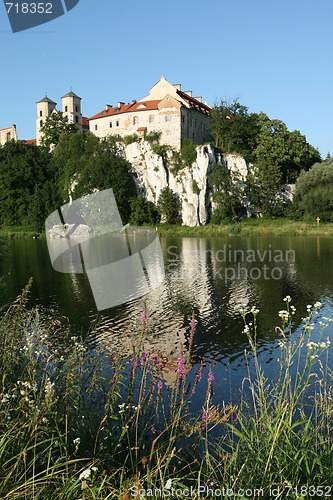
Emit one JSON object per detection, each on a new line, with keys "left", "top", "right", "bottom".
{"left": 192, "top": 179, "right": 200, "bottom": 195}
{"left": 1, "top": 288, "right": 333, "bottom": 497}
{"left": 144, "top": 130, "right": 161, "bottom": 144}
{"left": 129, "top": 195, "right": 160, "bottom": 225}
{"left": 53, "top": 132, "right": 137, "bottom": 224}
{"left": 209, "top": 162, "right": 244, "bottom": 222}
{"left": 157, "top": 187, "right": 182, "bottom": 224}
{"left": 294, "top": 157, "right": 333, "bottom": 221}
{"left": 245, "top": 164, "right": 285, "bottom": 217}
{"left": 210, "top": 99, "right": 260, "bottom": 162}
{"left": 254, "top": 112, "right": 321, "bottom": 183}
{"left": 170, "top": 139, "right": 198, "bottom": 176}
{"left": 0, "top": 141, "right": 60, "bottom": 230}
{"left": 123, "top": 134, "right": 139, "bottom": 145}
{"left": 40, "top": 110, "right": 79, "bottom": 148}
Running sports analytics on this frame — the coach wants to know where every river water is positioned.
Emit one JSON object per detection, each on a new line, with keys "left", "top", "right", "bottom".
{"left": 1, "top": 234, "right": 333, "bottom": 405}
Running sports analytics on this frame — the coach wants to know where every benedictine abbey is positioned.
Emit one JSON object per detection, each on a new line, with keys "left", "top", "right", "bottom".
{"left": 1, "top": 77, "right": 212, "bottom": 150}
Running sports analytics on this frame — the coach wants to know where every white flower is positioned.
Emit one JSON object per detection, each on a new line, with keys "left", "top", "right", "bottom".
{"left": 41, "top": 417, "right": 48, "bottom": 424}
{"left": 79, "top": 468, "right": 91, "bottom": 480}
{"left": 250, "top": 307, "right": 260, "bottom": 315}
{"left": 283, "top": 295, "right": 291, "bottom": 302}
{"left": 279, "top": 310, "right": 289, "bottom": 320}
{"left": 314, "top": 302, "right": 322, "bottom": 308}
{"left": 165, "top": 479, "right": 172, "bottom": 490}
{"left": 73, "top": 438, "right": 81, "bottom": 445}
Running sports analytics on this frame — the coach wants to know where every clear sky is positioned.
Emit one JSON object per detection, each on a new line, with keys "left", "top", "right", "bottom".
{"left": 1, "top": 0, "right": 332, "bottom": 158}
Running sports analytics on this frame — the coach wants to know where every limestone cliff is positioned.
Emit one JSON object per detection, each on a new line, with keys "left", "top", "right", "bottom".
{"left": 123, "top": 141, "right": 249, "bottom": 226}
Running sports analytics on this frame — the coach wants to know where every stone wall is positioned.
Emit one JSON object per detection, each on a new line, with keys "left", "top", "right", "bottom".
{"left": 0, "top": 124, "right": 18, "bottom": 145}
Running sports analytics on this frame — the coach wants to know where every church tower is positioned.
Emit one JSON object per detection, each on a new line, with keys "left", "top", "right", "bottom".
{"left": 36, "top": 96, "right": 57, "bottom": 145}
{"left": 61, "top": 91, "right": 83, "bottom": 130}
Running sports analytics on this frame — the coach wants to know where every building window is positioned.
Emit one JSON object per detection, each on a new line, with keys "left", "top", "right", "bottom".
{"left": 133, "top": 116, "right": 138, "bottom": 125}
{"left": 6, "top": 133, "right": 11, "bottom": 141}
{"left": 95, "top": 124, "right": 98, "bottom": 131}
{"left": 116, "top": 120, "right": 119, "bottom": 127}
{"left": 40, "top": 120, "right": 43, "bottom": 127}
{"left": 75, "top": 116, "right": 78, "bottom": 123}
{"left": 149, "top": 116, "right": 154, "bottom": 123}
{"left": 165, "top": 115, "right": 170, "bottom": 122}
{"left": 40, "top": 110, "right": 42, "bottom": 117}
{"left": 195, "top": 119, "right": 197, "bottom": 128}
{"left": 75, "top": 106, "right": 78, "bottom": 112}
{"left": 110, "top": 122, "right": 112, "bottom": 128}
{"left": 65, "top": 106, "right": 68, "bottom": 112}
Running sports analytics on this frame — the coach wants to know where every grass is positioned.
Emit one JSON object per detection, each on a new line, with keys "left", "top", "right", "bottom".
{"left": 157, "top": 219, "right": 333, "bottom": 238}
{"left": 1, "top": 284, "right": 333, "bottom": 498}
{"left": 2, "top": 218, "right": 333, "bottom": 239}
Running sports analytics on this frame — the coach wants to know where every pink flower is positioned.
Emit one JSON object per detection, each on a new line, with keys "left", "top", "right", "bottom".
{"left": 141, "top": 311, "right": 148, "bottom": 325}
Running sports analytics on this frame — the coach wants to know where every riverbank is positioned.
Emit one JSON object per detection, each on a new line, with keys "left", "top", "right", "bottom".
{"left": 157, "top": 219, "right": 333, "bottom": 237}
{"left": 1, "top": 287, "right": 332, "bottom": 498}
{"left": 1, "top": 219, "right": 333, "bottom": 239}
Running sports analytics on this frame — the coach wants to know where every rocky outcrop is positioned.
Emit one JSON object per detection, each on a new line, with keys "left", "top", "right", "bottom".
{"left": 123, "top": 141, "right": 250, "bottom": 226}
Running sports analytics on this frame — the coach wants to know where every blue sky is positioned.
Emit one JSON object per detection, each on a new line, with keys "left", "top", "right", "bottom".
{"left": 1, "top": 0, "right": 332, "bottom": 157}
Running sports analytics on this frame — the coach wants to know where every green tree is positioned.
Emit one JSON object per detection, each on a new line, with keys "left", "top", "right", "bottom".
{"left": 294, "top": 157, "right": 333, "bottom": 221}
{"left": 245, "top": 164, "right": 285, "bottom": 216}
{"left": 40, "top": 111, "right": 79, "bottom": 148}
{"left": 0, "top": 141, "right": 58, "bottom": 229}
{"left": 210, "top": 99, "right": 260, "bottom": 162}
{"left": 53, "top": 133, "right": 137, "bottom": 224}
{"left": 157, "top": 187, "right": 182, "bottom": 224}
{"left": 254, "top": 113, "right": 321, "bottom": 183}
{"left": 130, "top": 195, "right": 159, "bottom": 225}
{"left": 209, "top": 163, "right": 244, "bottom": 222}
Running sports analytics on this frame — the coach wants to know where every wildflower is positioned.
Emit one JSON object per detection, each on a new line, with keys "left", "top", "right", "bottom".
{"left": 165, "top": 479, "right": 172, "bottom": 490}
{"left": 176, "top": 351, "right": 186, "bottom": 383}
{"left": 154, "top": 359, "right": 161, "bottom": 370}
{"left": 283, "top": 295, "right": 291, "bottom": 303}
{"left": 151, "top": 426, "right": 156, "bottom": 434}
{"left": 79, "top": 469, "right": 92, "bottom": 480}
{"left": 118, "top": 403, "right": 125, "bottom": 409}
{"left": 250, "top": 306, "right": 260, "bottom": 315}
{"left": 73, "top": 438, "right": 81, "bottom": 445}
{"left": 41, "top": 417, "right": 48, "bottom": 424}
{"left": 278, "top": 310, "right": 290, "bottom": 321}
{"left": 130, "top": 355, "right": 138, "bottom": 375}
{"left": 311, "top": 355, "right": 319, "bottom": 360}
{"left": 195, "top": 366, "right": 203, "bottom": 383}
{"left": 290, "top": 305, "right": 296, "bottom": 315}
{"left": 208, "top": 371, "right": 214, "bottom": 384}
{"left": 184, "top": 382, "right": 191, "bottom": 396}
{"left": 141, "top": 311, "right": 148, "bottom": 325}
{"left": 141, "top": 351, "right": 147, "bottom": 364}
{"left": 314, "top": 301, "right": 322, "bottom": 308}
{"left": 157, "top": 375, "right": 163, "bottom": 391}
{"left": 45, "top": 378, "right": 55, "bottom": 396}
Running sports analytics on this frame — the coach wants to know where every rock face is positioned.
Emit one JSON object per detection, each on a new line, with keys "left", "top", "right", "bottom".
{"left": 123, "top": 141, "right": 249, "bottom": 226}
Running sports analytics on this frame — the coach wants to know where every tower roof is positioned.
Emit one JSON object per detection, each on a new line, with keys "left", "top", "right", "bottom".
{"left": 61, "top": 91, "right": 81, "bottom": 99}
{"left": 36, "top": 96, "right": 57, "bottom": 104}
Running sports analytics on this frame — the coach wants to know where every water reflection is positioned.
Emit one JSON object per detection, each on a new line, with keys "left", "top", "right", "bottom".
{"left": 1, "top": 235, "right": 333, "bottom": 386}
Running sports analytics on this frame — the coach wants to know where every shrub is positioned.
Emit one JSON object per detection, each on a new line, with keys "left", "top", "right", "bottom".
{"left": 157, "top": 187, "right": 182, "bottom": 224}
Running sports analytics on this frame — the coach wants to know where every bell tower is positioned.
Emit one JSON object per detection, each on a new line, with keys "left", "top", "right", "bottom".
{"left": 36, "top": 96, "right": 57, "bottom": 145}
{"left": 61, "top": 91, "right": 82, "bottom": 130}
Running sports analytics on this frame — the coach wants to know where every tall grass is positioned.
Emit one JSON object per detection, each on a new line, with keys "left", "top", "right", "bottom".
{"left": 1, "top": 285, "right": 333, "bottom": 498}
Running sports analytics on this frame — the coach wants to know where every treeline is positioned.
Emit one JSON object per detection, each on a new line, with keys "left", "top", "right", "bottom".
{"left": 0, "top": 101, "right": 331, "bottom": 230}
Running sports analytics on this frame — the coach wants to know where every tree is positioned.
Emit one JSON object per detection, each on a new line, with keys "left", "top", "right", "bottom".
{"left": 294, "top": 157, "right": 333, "bottom": 221}
{"left": 245, "top": 164, "right": 285, "bottom": 216}
{"left": 130, "top": 195, "right": 159, "bottom": 225}
{"left": 0, "top": 141, "right": 59, "bottom": 229}
{"left": 40, "top": 111, "right": 79, "bottom": 148}
{"left": 53, "top": 133, "right": 137, "bottom": 224}
{"left": 209, "top": 163, "right": 244, "bottom": 222}
{"left": 157, "top": 187, "right": 182, "bottom": 224}
{"left": 210, "top": 99, "right": 260, "bottom": 162}
{"left": 254, "top": 113, "right": 321, "bottom": 183}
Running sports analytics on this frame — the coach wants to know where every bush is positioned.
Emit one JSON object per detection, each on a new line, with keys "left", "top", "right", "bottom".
{"left": 157, "top": 187, "right": 182, "bottom": 224}
{"left": 294, "top": 158, "right": 333, "bottom": 221}
{"left": 130, "top": 195, "right": 159, "bottom": 225}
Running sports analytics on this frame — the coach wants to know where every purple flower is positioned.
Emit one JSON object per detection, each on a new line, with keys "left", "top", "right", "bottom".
{"left": 202, "top": 409, "right": 208, "bottom": 421}
{"left": 184, "top": 382, "right": 191, "bottom": 396}
{"left": 130, "top": 355, "right": 138, "bottom": 375}
{"left": 208, "top": 371, "right": 214, "bottom": 384}
{"left": 157, "top": 375, "right": 163, "bottom": 391}
{"left": 141, "top": 351, "right": 147, "bottom": 364}
{"left": 154, "top": 359, "right": 161, "bottom": 370}
{"left": 141, "top": 311, "right": 148, "bottom": 325}
{"left": 151, "top": 426, "right": 156, "bottom": 434}
{"left": 195, "top": 366, "right": 203, "bottom": 383}
{"left": 190, "top": 319, "right": 197, "bottom": 331}
{"left": 176, "top": 351, "right": 186, "bottom": 384}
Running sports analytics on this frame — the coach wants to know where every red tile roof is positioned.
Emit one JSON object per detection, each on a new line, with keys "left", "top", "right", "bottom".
{"left": 88, "top": 100, "right": 161, "bottom": 121}
{"left": 177, "top": 90, "right": 211, "bottom": 114}
{"left": 82, "top": 116, "right": 89, "bottom": 127}
{"left": 137, "top": 127, "right": 147, "bottom": 132}
{"left": 23, "top": 139, "right": 37, "bottom": 145}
